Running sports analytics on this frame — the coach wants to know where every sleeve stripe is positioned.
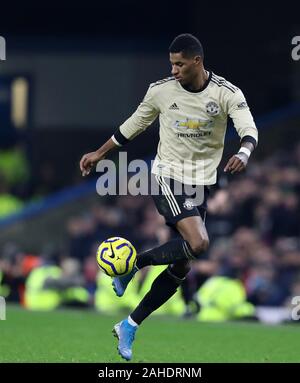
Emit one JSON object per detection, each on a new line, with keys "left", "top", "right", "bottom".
{"left": 111, "top": 135, "right": 122, "bottom": 147}
{"left": 211, "top": 78, "right": 236, "bottom": 93}
{"left": 113, "top": 129, "right": 130, "bottom": 146}
{"left": 241, "top": 135, "right": 257, "bottom": 148}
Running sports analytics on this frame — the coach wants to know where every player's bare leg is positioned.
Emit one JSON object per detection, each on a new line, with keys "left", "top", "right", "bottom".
{"left": 175, "top": 215, "right": 209, "bottom": 256}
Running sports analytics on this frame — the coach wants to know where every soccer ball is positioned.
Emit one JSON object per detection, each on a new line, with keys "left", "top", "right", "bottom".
{"left": 96, "top": 237, "right": 137, "bottom": 277}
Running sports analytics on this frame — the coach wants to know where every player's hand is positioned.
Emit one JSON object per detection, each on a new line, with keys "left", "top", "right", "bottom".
{"left": 79, "top": 151, "right": 105, "bottom": 176}
{"left": 224, "top": 153, "right": 248, "bottom": 174}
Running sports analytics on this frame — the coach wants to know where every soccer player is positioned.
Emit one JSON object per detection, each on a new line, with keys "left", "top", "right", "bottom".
{"left": 80, "top": 33, "right": 258, "bottom": 361}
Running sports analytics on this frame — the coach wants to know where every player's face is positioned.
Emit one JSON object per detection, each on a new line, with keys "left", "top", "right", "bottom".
{"left": 169, "top": 52, "right": 200, "bottom": 86}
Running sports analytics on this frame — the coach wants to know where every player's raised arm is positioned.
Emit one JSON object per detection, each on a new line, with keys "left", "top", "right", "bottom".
{"left": 80, "top": 138, "right": 118, "bottom": 176}
{"left": 79, "top": 85, "right": 159, "bottom": 177}
{"left": 224, "top": 89, "right": 258, "bottom": 174}
{"left": 111, "top": 85, "right": 160, "bottom": 146}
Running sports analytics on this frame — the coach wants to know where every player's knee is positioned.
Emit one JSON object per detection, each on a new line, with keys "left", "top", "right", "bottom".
{"left": 188, "top": 237, "right": 209, "bottom": 258}
{"left": 171, "top": 261, "right": 191, "bottom": 275}
{"left": 170, "top": 261, "right": 191, "bottom": 279}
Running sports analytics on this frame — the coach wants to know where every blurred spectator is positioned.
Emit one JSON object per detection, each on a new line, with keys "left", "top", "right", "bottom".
{"left": 33, "top": 162, "right": 61, "bottom": 197}
{"left": 2, "top": 140, "right": 300, "bottom": 319}
{"left": 0, "top": 244, "right": 26, "bottom": 302}
{"left": 0, "top": 172, "right": 23, "bottom": 217}
{"left": 0, "top": 143, "right": 30, "bottom": 194}
{"left": 24, "top": 255, "right": 89, "bottom": 311}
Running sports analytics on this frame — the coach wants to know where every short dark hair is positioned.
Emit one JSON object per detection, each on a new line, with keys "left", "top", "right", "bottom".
{"left": 169, "top": 33, "right": 204, "bottom": 59}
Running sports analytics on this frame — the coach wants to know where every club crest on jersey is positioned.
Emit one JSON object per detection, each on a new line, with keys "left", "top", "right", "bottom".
{"left": 183, "top": 199, "right": 194, "bottom": 210}
{"left": 206, "top": 101, "right": 220, "bottom": 116}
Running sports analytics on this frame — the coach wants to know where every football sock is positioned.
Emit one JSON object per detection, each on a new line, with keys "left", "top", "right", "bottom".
{"left": 135, "top": 238, "right": 195, "bottom": 269}
{"left": 127, "top": 316, "right": 138, "bottom": 327}
{"left": 180, "top": 276, "right": 193, "bottom": 305}
{"left": 130, "top": 266, "right": 186, "bottom": 325}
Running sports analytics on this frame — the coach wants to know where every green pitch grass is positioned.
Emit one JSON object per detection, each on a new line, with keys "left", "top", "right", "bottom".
{"left": 1, "top": 305, "right": 300, "bottom": 362}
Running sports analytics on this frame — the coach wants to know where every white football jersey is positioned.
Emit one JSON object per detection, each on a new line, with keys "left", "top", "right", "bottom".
{"left": 112, "top": 71, "right": 258, "bottom": 185}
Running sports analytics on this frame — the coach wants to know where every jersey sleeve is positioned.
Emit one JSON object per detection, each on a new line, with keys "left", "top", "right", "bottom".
{"left": 111, "top": 86, "right": 160, "bottom": 146}
{"left": 227, "top": 89, "right": 258, "bottom": 146}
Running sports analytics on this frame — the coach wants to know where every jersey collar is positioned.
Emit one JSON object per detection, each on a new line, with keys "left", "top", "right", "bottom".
{"left": 179, "top": 70, "right": 212, "bottom": 94}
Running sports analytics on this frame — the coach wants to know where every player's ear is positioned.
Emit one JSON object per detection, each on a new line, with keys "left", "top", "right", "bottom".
{"left": 194, "top": 55, "right": 202, "bottom": 65}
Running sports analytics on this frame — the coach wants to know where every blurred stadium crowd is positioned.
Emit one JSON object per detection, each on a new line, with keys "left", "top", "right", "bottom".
{"left": 0, "top": 140, "right": 300, "bottom": 322}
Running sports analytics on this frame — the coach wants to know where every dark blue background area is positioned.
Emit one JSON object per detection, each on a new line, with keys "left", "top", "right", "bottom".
{"left": 2, "top": 2, "right": 299, "bottom": 115}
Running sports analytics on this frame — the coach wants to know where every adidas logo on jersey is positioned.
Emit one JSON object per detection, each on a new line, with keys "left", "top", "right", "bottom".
{"left": 169, "top": 103, "right": 179, "bottom": 110}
